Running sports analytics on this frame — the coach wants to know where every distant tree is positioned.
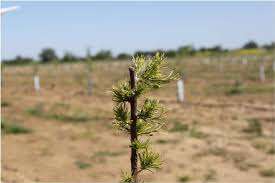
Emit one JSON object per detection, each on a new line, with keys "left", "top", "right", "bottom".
{"left": 243, "top": 41, "right": 258, "bottom": 49}
{"left": 15, "top": 55, "right": 23, "bottom": 61}
{"left": 262, "top": 42, "right": 275, "bottom": 50}
{"left": 165, "top": 50, "right": 177, "bottom": 58}
{"left": 134, "top": 51, "right": 143, "bottom": 57}
{"left": 117, "top": 53, "right": 132, "bottom": 60}
{"left": 178, "top": 45, "right": 195, "bottom": 56}
{"left": 134, "top": 49, "right": 178, "bottom": 58}
{"left": 198, "top": 45, "right": 227, "bottom": 54}
{"left": 62, "top": 52, "right": 77, "bottom": 62}
{"left": 3, "top": 55, "right": 33, "bottom": 65}
{"left": 199, "top": 47, "right": 207, "bottom": 52}
{"left": 134, "top": 51, "right": 152, "bottom": 57}
{"left": 39, "top": 48, "right": 58, "bottom": 63}
{"left": 210, "top": 45, "right": 222, "bottom": 52}
{"left": 94, "top": 50, "right": 112, "bottom": 60}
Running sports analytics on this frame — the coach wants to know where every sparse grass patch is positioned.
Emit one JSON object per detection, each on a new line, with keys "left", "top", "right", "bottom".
{"left": 1, "top": 101, "right": 10, "bottom": 107}
{"left": 251, "top": 138, "right": 272, "bottom": 152}
{"left": 1, "top": 120, "right": 31, "bottom": 134}
{"left": 245, "top": 84, "right": 274, "bottom": 94}
{"left": 267, "top": 147, "right": 275, "bottom": 155}
{"left": 168, "top": 120, "right": 206, "bottom": 139}
{"left": 204, "top": 169, "right": 217, "bottom": 181}
{"left": 91, "top": 150, "right": 125, "bottom": 161}
{"left": 236, "top": 163, "right": 248, "bottom": 171}
{"left": 75, "top": 160, "right": 91, "bottom": 169}
{"left": 178, "top": 175, "right": 190, "bottom": 182}
{"left": 156, "top": 139, "right": 179, "bottom": 144}
{"left": 53, "top": 102, "right": 70, "bottom": 109}
{"left": 243, "top": 119, "right": 262, "bottom": 136}
{"left": 230, "top": 151, "right": 259, "bottom": 171}
{"left": 169, "top": 120, "right": 189, "bottom": 133}
{"left": 26, "top": 103, "right": 90, "bottom": 123}
{"left": 90, "top": 150, "right": 126, "bottom": 164}
{"left": 231, "top": 115, "right": 238, "bottom": 121}
{"left": 259, "top": 167, "right": 275, "bottom": 177}
{"left": 26, "top": 103, "right": 44, "bottom": 117}
{"left": 208, "top": 146, "right": 227, "bottom": 157}
{"left": 238, "top": 161, "right": 258, "bottom": 171}
{"left": 49, "top": 112, "right": 90, "bottom": 123}
{"left": 227, "top": 80, "right": 244, "bottom": 95}
{"left": 189, "top": 126, "right": 207, "bottom": 139}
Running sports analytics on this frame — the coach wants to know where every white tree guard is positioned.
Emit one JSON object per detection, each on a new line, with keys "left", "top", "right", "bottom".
{"left": 177, "top": 79, "right": 184, "bottom": 103}
{"left": 259, "top": 64, "right": 265, "bottom": 82}
{"left": 34, "top": 75, "right": 40, "bottom": 92}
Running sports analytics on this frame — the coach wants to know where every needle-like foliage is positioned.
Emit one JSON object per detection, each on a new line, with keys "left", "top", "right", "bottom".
{"left": 112, "top": 53, "right": 179, "bottom": 183}
{"left": 138, "top": 99, "right": 164, "bottom": 122}
{"left": 113, "top": 103, "right": 130, "bottom": 132}
{"left": 139, "top": 149, "right": 162, "bottom": 172}
{"left": 130, "top": 139, "right": 150, "bottom": 150}
{"left": 121, "top": 171, "right": 134, "bottom": 183}
{"left": 112, "top": 81, "right": 133, "bottom": 103}
{"left": 133, "top": 53, "right": 179, "bottom": 89}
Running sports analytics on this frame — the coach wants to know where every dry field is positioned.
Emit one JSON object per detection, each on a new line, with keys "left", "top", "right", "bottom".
{"left": 1, "top": 56, "right": 275, "bottom": 183}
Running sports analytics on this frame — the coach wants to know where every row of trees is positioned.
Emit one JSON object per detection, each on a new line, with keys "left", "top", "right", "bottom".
{"left": 3, "top": 41, "right": 275, "bottom": 65}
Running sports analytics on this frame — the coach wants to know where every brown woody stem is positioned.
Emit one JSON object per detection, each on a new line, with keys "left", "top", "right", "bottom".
{"left": 129, "top": 67, "right": 138, "bottom": 183}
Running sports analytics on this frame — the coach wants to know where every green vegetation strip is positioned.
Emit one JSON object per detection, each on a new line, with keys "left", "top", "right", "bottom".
{"left": 1, "top": 120, "right": 31, "bottom": 134}
{"left": 26, "top": 104, "right": 91, "bottom": 123}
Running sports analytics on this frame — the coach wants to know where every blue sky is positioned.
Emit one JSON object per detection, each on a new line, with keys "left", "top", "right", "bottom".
{"left": 1, "top": 2, "right": 275, "bottom": 59}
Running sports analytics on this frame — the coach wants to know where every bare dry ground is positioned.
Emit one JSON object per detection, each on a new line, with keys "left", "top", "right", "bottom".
{"left": 1, "top": 56, "right": 275, "bottom": 183}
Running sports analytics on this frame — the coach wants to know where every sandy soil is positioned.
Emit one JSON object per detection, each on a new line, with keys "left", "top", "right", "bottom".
{"left": 1, "top": 57, "right": 275, "bottom": 183}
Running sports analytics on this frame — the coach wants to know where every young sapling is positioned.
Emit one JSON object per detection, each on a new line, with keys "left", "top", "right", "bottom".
{"left": 112, "top": 53, "right": 179, "bottom": 183}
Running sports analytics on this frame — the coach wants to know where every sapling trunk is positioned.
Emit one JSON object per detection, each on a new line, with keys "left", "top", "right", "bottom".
{"left": 129, "top": 68, "right": 138, "bottom": 182}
